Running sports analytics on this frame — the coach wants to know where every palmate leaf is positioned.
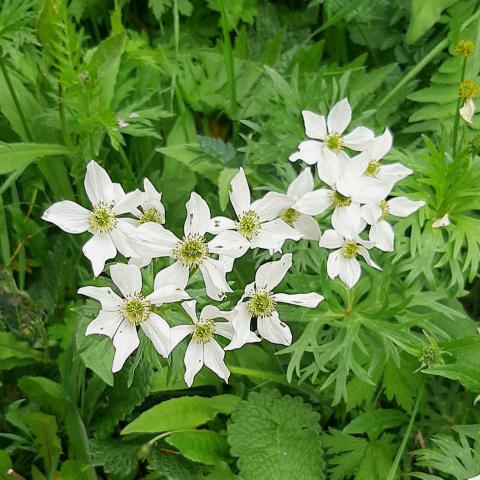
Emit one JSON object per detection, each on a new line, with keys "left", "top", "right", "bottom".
{"left": 228, "top": 389, "right": 325, "bottom": 480}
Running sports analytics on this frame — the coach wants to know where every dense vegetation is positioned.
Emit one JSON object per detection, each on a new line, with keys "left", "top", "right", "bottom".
{"left": 1, "top": 0, "right": 480, "bottom": 479}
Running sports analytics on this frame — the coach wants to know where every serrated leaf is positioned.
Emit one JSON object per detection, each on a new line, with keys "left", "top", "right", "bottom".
{"left": 343, "top": 409, "right": 407, "bottom": 437}
{"left": 228, "top": 389, "right": 325, "bottom": 480}
{"left": 122, "top": 394, "right": 240, "bottom": 434}
{"left": 90, "top": 438, "right": 139, "bottom": 478}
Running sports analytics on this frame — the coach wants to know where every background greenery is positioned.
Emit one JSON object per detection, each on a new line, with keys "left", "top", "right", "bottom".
{"left": 1, "top": 0, "right": 480, "bottom": 478}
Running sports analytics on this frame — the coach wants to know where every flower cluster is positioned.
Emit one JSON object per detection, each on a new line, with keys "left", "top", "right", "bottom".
{"left": 42, "top": 98, "right": 423, "bottom": 385}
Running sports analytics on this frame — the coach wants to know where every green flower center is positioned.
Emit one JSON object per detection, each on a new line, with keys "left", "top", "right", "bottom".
{"left": 193, "top": 320, "right": 216, "bottom": 344}
{"left": 172, "top": 235, "right": 209, "bottom": 268}
{"left": 342, "top": 241, "right": 359, "bottom": 259}
{"left": 325, "top": 132, "right": 344, "bottom": 152}
{"left": 122, "top": 293, "right": 152, "bottom": 325}
{"left": 236, "top": 210, "right": 261, "bottom": 240}
{"left": 280, "top": 207, "right": 300, "bottom": 225}
{"left": 248, "top": 290, "right": 276, "bottom": 318}
{"left": 460, "top": 79, "right": 480, "bottom": 99}
{"left": 420, "top": 342, "right": 442, "bottom": 368}
{"left": 365, "top": 161, "right": 380, "bottom": 177}
{"left": 89, "top": 203, "right": 117, "bottom": 233}
{"left": 379, "top": 199, "right": 390, "bottom": 220}
{"left": 331, "top": 190, "right": 352, "bottom": 208}
{"left": 139, "top": 207, "right": 164, "bottom": 224}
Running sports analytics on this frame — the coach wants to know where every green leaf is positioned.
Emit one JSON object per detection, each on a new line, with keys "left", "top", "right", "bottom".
{"left": 27, "top": 412, "right": 62, "bottom": 472}
{"left": 0, "top": 450, "right": 12, "bottom": 472}
{"left": 406, "top": 0, "right": 456, "bottom": 44}
{"left": 206, "top": 0, "right": 257, "bottom": 30}
{"left": 122, "top": 394, "right": 240, "bottom": 434}
{"left": 90, "top": 438, "right": 139, "bottom": 478}
{"left": 166, "top": 431, "right": 229, "bottom": 465}
{"left": 0, "top": 143, "right": 70, "bottom": 175}
{"left": 343, "top": 409, "right": 407, "bottom": 437}
{"left": 423, "top": 364, "right": 480, "bottom": 391}
{"left": 0, "top": 332, "right": 43, "bottom": 370}
{"left": 228, "top": 389, "right": 325, "bottom": 480}
{"left": 218, "top": 168, "right": 237, "bottom": 211}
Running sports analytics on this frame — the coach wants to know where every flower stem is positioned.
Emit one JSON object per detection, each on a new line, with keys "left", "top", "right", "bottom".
{"left": 452, "top": 57, "right": 467, "bottom": 157}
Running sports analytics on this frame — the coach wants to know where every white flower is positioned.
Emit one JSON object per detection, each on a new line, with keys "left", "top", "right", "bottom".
{"left": 468, "top": 474, "right": 480, "bottom": 480}
{"left": 169, "top": 300, "right": 259, "bottom": 387}
{"left": 432, "top": 213, "right": 450, "bottom": 229}
{"left": 78, "top": 263, "right": 189, "bottom": 373}
{"left": 130, "top": 192, "right": 249, "bottom": 300}
{"left": 460, "top": 97, "right": 475, "bottom": 124}
{"left": 289, "top": 98, "right": 374, "bottom": 166}
{"left": 225, "top": 253, "right": 324, "bottom": 349}
{"left": 117, "top": 118, "right": 129, "bottom": 128}
{"left": 208, "top": 168, "right": 302, "bottom": 253}
{"left": 361, "top": 197, "right": 425, "bottom": 252}
{"left": 320, "top": 204, "right": 381, "bottom": 288}
{"left": 42, "top": 160, "right": 144, "bottom": 276}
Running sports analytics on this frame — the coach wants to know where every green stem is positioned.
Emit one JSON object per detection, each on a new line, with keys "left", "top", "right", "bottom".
{"left": 0, "top": 57, "right": 33, "bottom": 141}
{"left": 386, "top": 380, "right": 425, "bottom": 480}
{"left": 452, "top": 57, "right": 467, "bottom": 157}
{"left": 58, "top": 80, "right": 73, "bottom": 149}
{"left": 9, "top": 185, "right": 25, "bottom": 290}
{"left": 220, "top": 4, "right": 237, "bottom": 141}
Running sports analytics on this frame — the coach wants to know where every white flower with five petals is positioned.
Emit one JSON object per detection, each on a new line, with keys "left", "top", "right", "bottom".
{"left": 169, "top": 300, "right": 259, "bottom": 387}
{"left": 361, "top": 197, "right": 425, "bottom": 252}
{"left": 130, "top": 192, "right": 249, "bottom": 300}
{"left": 42, "top": 160, "right": 144, "bottom": 276}
{"left": 78, "top": 263, "right": 189, "bottom": 372}
{"left": 225, "top": 253, "right": 324, "bottom": 349}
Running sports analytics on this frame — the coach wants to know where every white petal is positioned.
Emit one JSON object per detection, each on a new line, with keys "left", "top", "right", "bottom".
{"left": 331, "top": 203, "right": 364, "bottom": 239}
{"left": 388, "top": 197, "right": 425, "bottom": 217}
{"left": 370, "top": 129, "right": 392, "bottom": 160}
{"left": 84, "top": 160, "right": 115, "bottom": 206}
{"left": 255, "top": 253, "right": 292, "bottom": 290}
{"left": 112, "top": 189, "right": 145, "bottom": 215}
{"left": 130, "top": 223, "right": 178, "bottom": 258}
{"left": 213, "top": 321, "right": 236, "bottom": 340}
{"left": 200, "top": 305, "right": 236, "bottom": 322}
{"left": 225, "top": 302, "right": 253, "bottom": 350}
{"left": 141, "top": 313, "right": 171, "bottom": 358}
{"left": 343, "top": 126, "right": 374, "bottom": 151}
{"left": 184, "top": 192, "right": 211, "bottom": 237}
{"left": 292, "top": 214, "right": 321, "bottom": 240}
{"left": 360, "top": 203, "right": 382, "bottom": 225}
{"left": 358, "top": 245, "right": 382, "bottom": 270}
{"left": 203, "top": 340, "right": 230, "bottom": 383}
{"left": 112, "top": 321, "right": 139, "bottom": 373}
{"left": 274, "top": 292, "right": 324, "bottom": 308}
{"left": 460, "top": 98, "right": 475, "bottom": 124}
{"left": 293, "top": 189, "right": 332, "bottom": 215}
{"left": 316, "top": 147, "right": 342, "bottom": 187}
{"left": 251, "top": 192, "right": 293, "bottom": 222}
{"left": 170, "top": 324, "right": 194, "bottom": 351}
{"left": 146, "top": 284, "right": 190, "bottom": 305}
{"left": 110, "top": 263, "right": 142, "bottom": 296}
{"left": 110, "top": 220, "right": 137, "bottom": 258}
{"left": 85, "top": 310, "right": 123, "bottom": 338}
{"left": 348, "top": 176, "right": 391, "bottom": 204}
{"left": 208, "top": 230, "right": 249, "bottom": 258}
{"left": 181, "top": 299, "right": 199, "bottom": 323}
{"left": 257, "top": 311, "right": 292, "bottom": 346}
{"left": 42, "top": 201, "right": 90, "bottom": 234}
{"left": 199, "top": 258, "right": 232, "bottom": 301}
{"left": 287, "top": 168, "right": 314, "bottom": 200}
{"left": 326, "top": 249, "right": 342, "bottom": 279}
{"left": 218, "top": 254, "right": 235, "bottom": 273}
{"left": 142, "top": 178, "right": 165, "bottom": 219}
{"left": 82, "top": 233, "right": 117, "bottom": 277}
{"left": 154, "top": 261, "right": 190, "bottom": 290}
{"left": 78, "top": 286, "right": 123, "bottom": 310}
{"left": 288, "top": 140, "right": 323, "bottom": 165}
{"left": 369, "top": 221, "right": 394, "bottom": 252}
{"left": 319, "top": 229, "right": 344, "bottom": 249}
{"left": 208, "top": 216, "right": 236, "bottom": 234}
{"left": 338, "top": 256, "right": 361, "bottom": 288}
{"left": 250, "top": 219, "right": 302, "bottom": 251}
{"left": 230, "top": 168, "right": 250, "bottom": 217}
{"left": 432, "top": 213, "right": 450, "bottom": 228}
{"left": 302, "top": 110, "right": 327, "bottom": 140}
{"left": 327, "top": 98, "right": 351, "bottom": 134}
{"left": 184, "top": 339, "right": 204, "bottom": 387}
{"left": 377, "top": 163, "right": 413, "bottom": 184}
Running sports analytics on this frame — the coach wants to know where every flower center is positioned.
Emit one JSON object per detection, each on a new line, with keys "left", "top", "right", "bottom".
{"left": 342, "top": 241, "right": 359, "bottom": 259}
{"left": 280, "top": 207, "right": 300, "bottom": 225}
{"left": 325, "top": 132, "right": 344, "bottom": 152}
{"left": 365, "top": 161, "right": 380, "bottom": 177}
{"left": 89, "top": 203, "right": 117, "bottom": 233}
{"left": 379, "top": 199, "right": 390, "bottom": 220}
{"left": 248, "top": 290, "right": 276, "bottom": 318}
{"left": 121, "top": 293, "right": 152, "bottom": 325}
{"left": 192, "top": 320, "right": 216, "bottom": 344}
{"left": 236, "top": 210, "right": 261, "bottom": 240}
{"left": 459, "top": 79, "right": 480, "bottom": 99}
{"left": 331, "top": 190, "right": 352, "bottom": 208}
{"left": 139, "top": 207, "right": 164, "bottom": 224}
{"left": 172, "top": 235, "right": 209, "bottom": 268}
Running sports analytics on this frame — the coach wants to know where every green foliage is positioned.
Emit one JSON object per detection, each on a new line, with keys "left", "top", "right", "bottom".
{"left": 0, "top": 331, "right": 42, "bottom": 369}
{"left": 228, "top": 389, "right": 325, "bottom": 479}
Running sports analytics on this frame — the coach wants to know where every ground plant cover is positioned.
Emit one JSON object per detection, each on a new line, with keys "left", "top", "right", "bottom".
{"left": 1, "top": 0, "right": 480, "bottom": 479}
